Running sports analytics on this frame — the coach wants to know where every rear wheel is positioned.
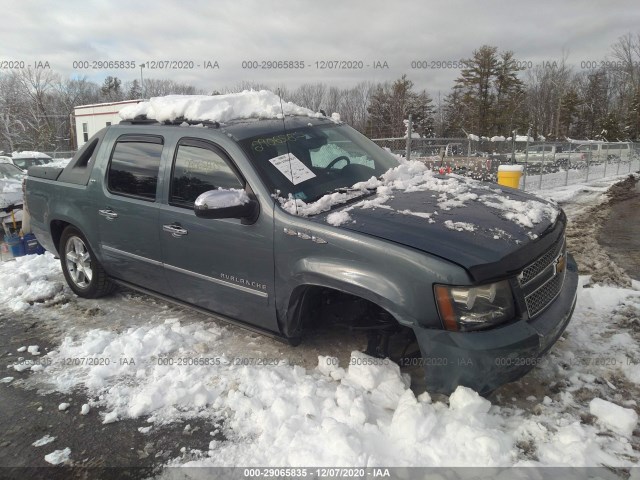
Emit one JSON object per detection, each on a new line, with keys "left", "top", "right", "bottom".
{"left": 60, "top": 226, "right": 114, "bottom": 298}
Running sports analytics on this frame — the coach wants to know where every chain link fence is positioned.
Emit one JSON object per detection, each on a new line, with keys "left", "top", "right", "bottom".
{"left": 371, "top": 135, "right": 640, "bottom": 191}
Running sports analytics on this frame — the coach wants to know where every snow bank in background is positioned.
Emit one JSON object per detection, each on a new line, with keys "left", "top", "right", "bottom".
{"left": 0, "top": 253, "right": 63, "bottom": 311}
{"left": 11, "top": 151, "right": 51, "bottom": 159}
{"left": 119, "top": 90, "right": 323, "bottom": 123}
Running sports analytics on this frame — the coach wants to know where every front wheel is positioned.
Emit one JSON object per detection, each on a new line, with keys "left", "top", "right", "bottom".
{"left": 60, "top": 226, "right": 114, "bottom": 298}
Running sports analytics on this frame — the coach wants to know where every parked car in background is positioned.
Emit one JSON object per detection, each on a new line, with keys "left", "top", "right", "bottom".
{"left": 0, "top": 162, "right": 25, "bottom": 232}
{"left": 10, "top": 151, "right": 53, "bottom": 171}
{"left": 514, "top": 144, "right": 572, "bottom": 169}
{"left": 573, "top": 142, "right": 633, "bottom": 164}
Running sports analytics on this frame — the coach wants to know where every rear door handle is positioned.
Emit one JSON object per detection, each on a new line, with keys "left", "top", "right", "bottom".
{"left": 163, "top": 224, "right": 188, "bottom": 237}
{"left": 98, "top": 209, "right": 118, "bottom": 220}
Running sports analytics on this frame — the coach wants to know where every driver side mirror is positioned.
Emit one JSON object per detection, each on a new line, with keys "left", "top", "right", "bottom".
{"left": 194, "top": 189, "right": 259, "bottom": 224}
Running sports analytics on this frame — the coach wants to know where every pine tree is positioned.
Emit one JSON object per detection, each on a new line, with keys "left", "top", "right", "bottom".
{"left": 101, "top": 76, "right": 122, "bottom": 101}
{"left": 128, "top": 79, "right": 142, "bottom": 100}
{"left": 493, "top": 51, "right": 525, "bottom": 135}
{"left": 455, "top": 45, "right": 499, "bottom": 135}
{"left": 558, "top": 88, "right": 580, "bottom": 138}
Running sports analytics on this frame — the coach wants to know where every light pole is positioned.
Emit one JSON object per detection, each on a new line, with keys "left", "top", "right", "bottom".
{"left": 140, "top": 64, "right": 145, "bottom": 99}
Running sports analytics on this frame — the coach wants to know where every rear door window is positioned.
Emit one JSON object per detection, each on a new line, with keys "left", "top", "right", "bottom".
{"left": 107, "top": 135, "right": 164, "bottom": 200}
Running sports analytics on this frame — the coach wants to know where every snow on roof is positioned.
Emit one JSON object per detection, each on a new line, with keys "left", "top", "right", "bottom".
{"left": 119, "top": 90, "right": 323, "bottom": 123}
{"left": 11, "top": 151, "right": 52, "bottom": 159}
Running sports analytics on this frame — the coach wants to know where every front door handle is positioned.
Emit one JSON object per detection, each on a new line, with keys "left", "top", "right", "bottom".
{"left": 98, "top": 209, "right": 118, "bottom": 220}
{"left": 163, "top": 224, "right": 188, "bottom": 238}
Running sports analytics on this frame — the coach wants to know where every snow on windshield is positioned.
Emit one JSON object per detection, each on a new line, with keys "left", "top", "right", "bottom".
{"left": 278, "top": 159, "right": 559, "bottom": 233}
{"left": 119, "top": 90, "right": 324, "bottom": 123}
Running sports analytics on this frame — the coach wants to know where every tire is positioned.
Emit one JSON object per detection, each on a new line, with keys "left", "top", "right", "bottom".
{"left": 59, "top": 226, "right": 114, "bottom": 298}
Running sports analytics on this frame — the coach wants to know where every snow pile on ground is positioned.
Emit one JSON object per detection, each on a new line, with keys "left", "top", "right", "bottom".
{"left": 0, "top": 252, "right": 64, "bottom": 311}
{"left": 10, "top": 274, "right": 635, "bottom": 468}
{"left": 589, "top": 398, "right": 638, "bottom": 437}
{"left": 44, "top": 447, "right": 70, "bottom": 465}
{"left": 119, "top": 90, "right": 323, "bottom": 123}
{"left": 33, "top": 321, "right": 519, "bottom": 466}
{"left": 32, "top": 435, "right": 55, "bottom": 447}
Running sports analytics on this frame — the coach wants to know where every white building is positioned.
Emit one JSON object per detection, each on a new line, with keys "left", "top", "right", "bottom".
{"left": 73, "top": 99, "right": 143, "bottom": 148}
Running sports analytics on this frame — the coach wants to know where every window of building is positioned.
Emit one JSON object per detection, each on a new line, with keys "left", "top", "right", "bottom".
{"left": 82, "top": 123, "right": 89, "bottom": 142}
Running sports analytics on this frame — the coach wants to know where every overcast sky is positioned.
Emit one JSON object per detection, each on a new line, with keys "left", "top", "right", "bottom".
{"left": 1, "top": 0, "right": 639, "bottom": 97}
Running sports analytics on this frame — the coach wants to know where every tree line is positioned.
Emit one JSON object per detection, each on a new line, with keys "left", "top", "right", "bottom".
{"left": 1, "top": 32, "right": 639, "bottom": 153}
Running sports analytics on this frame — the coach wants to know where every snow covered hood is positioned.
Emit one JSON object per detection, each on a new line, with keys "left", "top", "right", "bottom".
{"left": 295, "top": 161, "right": 564, "bottom": 280}
{"left": 119, "top": 90, "right": 323, "bottom": 123}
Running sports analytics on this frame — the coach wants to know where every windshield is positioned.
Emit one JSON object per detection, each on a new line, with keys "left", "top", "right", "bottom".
{"left": 0, "top": 163, "right": 25, "bottom": 180}
{"left": 12, "top": 157, "right": 51, "bottom": 170}
{"left": 239, "top": 123, "right": 399, "bottom": 203}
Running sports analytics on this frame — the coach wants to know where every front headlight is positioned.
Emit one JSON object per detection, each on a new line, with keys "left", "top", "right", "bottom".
{"left": 434, "top": 280, "right": 515, "bottom": 332}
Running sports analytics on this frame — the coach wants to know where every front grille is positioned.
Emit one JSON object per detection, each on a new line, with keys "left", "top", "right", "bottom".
{"left": 518, "top": 234, "right": 567, "bottom": 318}
{"left": 519, "top": 237, "right": 565, "bottom": 286}
{"left": 524, "top": 267, "right": 566, "bottom": 317}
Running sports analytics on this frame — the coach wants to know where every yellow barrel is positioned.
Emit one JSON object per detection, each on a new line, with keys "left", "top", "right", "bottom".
{"left": 497, "top": 165, "right": 524, "bottom": 189}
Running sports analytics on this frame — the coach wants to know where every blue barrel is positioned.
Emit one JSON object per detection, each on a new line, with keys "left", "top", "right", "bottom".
{"left": 23, "top": 233, "right": 45, "bottom": 255}
{"left": 6, "top": 234, "right": 25, "bottom": 257}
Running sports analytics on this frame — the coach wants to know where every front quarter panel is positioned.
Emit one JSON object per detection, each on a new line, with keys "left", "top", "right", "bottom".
{"left": 273, "top": 207, "right": 471, "bottom": 335}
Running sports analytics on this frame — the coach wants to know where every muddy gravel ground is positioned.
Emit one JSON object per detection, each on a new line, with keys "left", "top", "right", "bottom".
{"left": 566, "top": 174, "right": 639, "bottom": 287}
{"left": 1, "top": 175, "right": 639, "bottom": 478}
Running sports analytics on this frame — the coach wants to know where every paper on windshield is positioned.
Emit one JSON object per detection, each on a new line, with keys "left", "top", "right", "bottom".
{"left": 269, "top": 153, "right": 316, "bottom": 185}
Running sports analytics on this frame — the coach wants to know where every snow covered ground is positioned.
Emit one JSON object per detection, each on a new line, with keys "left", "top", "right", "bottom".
{"left": 1, "top": 174, "right": 640, "bottom": 470}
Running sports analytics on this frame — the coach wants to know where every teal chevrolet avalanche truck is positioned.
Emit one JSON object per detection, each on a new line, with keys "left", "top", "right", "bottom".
{"left": 25, "top": 94, "right": 579, "bottom": 394}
